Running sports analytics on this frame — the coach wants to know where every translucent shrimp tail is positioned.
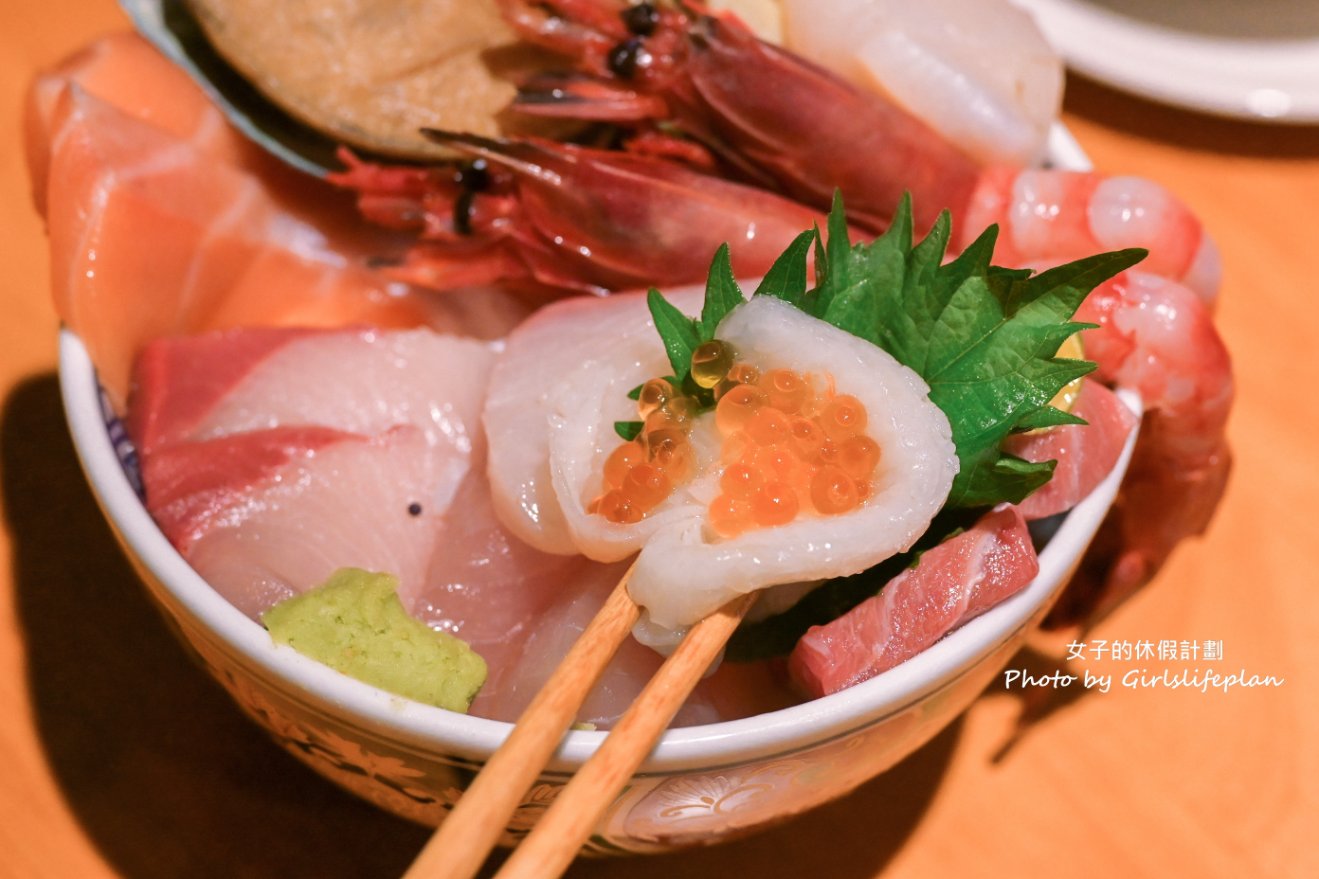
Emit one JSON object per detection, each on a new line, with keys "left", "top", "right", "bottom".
{"left": 1045, "top": 270, "right": 1233, "bottom": 628}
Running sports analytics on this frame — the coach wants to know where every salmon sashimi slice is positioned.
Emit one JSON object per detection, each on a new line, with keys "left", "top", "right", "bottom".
{"left": 128, "top": 326, "right": 494, "bottom": 458}
{"left": 1003, "top": 381, "right": 1137, "bottom": 520}
{"left": 24, "top": 32, "right": 256, "bottom": 214}
{"left": 37, "top": 81, "right": 435, "bottom": 408}
{"left": 182, "top": 426, "right": 444, "bottom": 619}
{"left": 25, "top": 34, "right": 534, "bottom": 409}
{"left": 788, "top": 505, "right": 1039, "bottom": 698}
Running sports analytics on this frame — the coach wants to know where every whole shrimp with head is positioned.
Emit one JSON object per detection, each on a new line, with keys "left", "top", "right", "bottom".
{"left": 330, "top": 130, "right": 824, "bottom": 295}
{"left": 492, "top": 0, "right": 1221, "bottom": 302}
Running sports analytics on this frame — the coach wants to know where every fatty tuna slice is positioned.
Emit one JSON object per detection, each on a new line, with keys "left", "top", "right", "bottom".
{"left": 789, "top": 505, "right": 1039, "bottom": 698}
{"left": 1004, "top": 381, "right": 1136, "bottom": 520}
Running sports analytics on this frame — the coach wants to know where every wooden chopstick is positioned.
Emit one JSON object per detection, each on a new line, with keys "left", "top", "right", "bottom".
{"left": 492, "top": 591, "right": 759, "bottom": 879}
{"left": 402, "top": 565, "right": 641, "bottom": 879}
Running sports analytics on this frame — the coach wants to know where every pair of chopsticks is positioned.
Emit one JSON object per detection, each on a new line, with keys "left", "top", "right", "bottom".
{"left": 403, "top": 564, "right": 756, "bottom": 879}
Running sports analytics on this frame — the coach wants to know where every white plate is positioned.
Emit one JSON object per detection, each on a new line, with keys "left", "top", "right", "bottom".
{"left": 1014, "top": 0, "right": 1319, "bottom": 123}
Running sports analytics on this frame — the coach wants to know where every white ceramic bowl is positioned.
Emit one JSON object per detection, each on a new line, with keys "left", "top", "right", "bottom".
{"left": 57, "top": 338, "right": 1137, "bottom": 851}
{"left": 55, "top": 123, "right": 1136, "bottom": 852}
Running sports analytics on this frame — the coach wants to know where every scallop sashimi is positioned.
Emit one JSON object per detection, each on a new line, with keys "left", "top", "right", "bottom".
{"left": 622, "top": 296, "right": 958, "bottom": 630}
{"left": 489, "top": 290, "right": 957, "bottom": 635}
{"left": 788, "top": 504, "right": 1039, "bottom": 697}
{"left": 483, "top": 285, "right": 703, "bottom": 555}
{"left": 782, "top": 0, "right": 1062, "bottom": 166}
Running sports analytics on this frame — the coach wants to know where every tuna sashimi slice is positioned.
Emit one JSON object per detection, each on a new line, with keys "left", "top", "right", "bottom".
{"left": 1004, "top": 381, "right": 1137, "bottom": 520}
{"left": 789, "top": 506, "right": 1039, "bottom": 698}
{"left": 128, "top": 326, "right": 495, "bottom": 459}
{"left": 183, "top": 427, "right": 444, "bottom": 619}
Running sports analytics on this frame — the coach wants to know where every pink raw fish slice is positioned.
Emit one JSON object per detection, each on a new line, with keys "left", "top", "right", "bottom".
{"left": 471, "top": 556, "right": 789, "bottom": 728}
{"left": 789, "top": 505, "right": 1039, "bottom": 698}
{"left": 1003, "top": 380, "right": 1138, "bottom": 520}
{"left": 128, "top": 326, "right": 313, "bottom": 453}
{"left": 129, "top": 326, "right": 494, "bottom": 460}
{"left": 183, "top": 426, "right": 444, "bottom": 619}
{"left": 37, "top": 83, "right": 437, "bottom": 408}
{"left": 417, "top": 461, "right": 592, "bottom": 659}
{"left": 141, "top": 424, "right": 358, "bottom": 551}
{"left": 24, "top": 32, "right": 256, "bottom": 214}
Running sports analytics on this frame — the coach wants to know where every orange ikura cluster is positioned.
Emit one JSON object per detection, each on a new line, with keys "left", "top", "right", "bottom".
{"left": 592, "top": 341, "right": 882, "bottom": 536}
{"left": 590, "top": 375, "right": 699, "bottom": 525}
{"left": 708, "top": 361, "right": 881, "bottom": 539}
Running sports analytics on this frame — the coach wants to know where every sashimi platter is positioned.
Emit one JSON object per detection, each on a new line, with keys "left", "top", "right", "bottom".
{"left": 31, "top": 0, "right": 1233, "bottom": 864}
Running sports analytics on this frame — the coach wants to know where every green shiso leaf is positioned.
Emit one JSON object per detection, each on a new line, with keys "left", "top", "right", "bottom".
{"left": 698, "top": 244, "right": 745, "bottom": 340}
{"left": 647, "top": 287, "right": 701, "bottom": 379}
{"left": 614, "top": 420, "right": 643, "bottom": 441}
{"left": 752, "top": 229, "right": 813, "bottom": 307}
{"left": 806, "top": 194, "right": 1144, "bottom": 508}
{"left": 637, "top": 192, "right": 1145, "bottom": 658}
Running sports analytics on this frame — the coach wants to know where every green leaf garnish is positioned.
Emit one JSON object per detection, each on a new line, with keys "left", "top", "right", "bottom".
{"left": 636, "top": 192, "right": 1145, "bottom": 660}
{"left": 753, "top": 229, "right": 813, "bottom": 306}
{"left": 646, "top": 287, "right": 701, "bottom": 380}
{"left": 807, "top": 194, "right": 1144, "bottom": 508}
{"left": 614, "top": 421, "right": 643, "bottom": 441}
{"left": 699, "top": 244, "right": 745, "bottom": 339}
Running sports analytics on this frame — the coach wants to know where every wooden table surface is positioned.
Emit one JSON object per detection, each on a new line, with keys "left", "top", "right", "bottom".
{"left": 3, "top": 3, "right": 1317, "bottom": 877}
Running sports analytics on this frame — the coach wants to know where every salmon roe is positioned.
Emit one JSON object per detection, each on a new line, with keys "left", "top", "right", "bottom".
{"left": 708, "top": 362, "right": 882, "bottom": 539}
{"left": 592, "top": 343, "right": 884, "bottom": 532}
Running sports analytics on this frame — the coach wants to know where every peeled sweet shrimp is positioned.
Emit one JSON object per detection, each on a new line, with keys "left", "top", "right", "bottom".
{"left": 961, "top": 168, "right": 1222, "bottom": 307}
{"left": 1046, "top": 270, "right": 1233, "bottom": 627}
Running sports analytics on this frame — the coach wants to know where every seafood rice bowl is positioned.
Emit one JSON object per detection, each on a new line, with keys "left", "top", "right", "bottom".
{"left": 34, "top": 0, "right": 1230, "bottom": 853}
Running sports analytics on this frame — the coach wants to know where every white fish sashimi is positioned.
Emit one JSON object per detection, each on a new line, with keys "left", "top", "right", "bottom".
{"left": 483, "top": 286, "right": 703, "bottom": 554}
{"left": 185, "top": 426, "right": 442, "bottom": 618}
{"left": 782, "top": 0, "right": 1063, "bottom": 166}
{"left": 489, "top": 292, "right": 958, "bottom": 637}
{"left": 193, "top": 328, "right": 494, "bottom": 455}
{"left": 193, "top": 328, "right": 496, "bottom": 511}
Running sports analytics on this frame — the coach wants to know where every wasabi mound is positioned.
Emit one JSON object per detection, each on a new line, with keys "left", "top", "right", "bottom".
{"left": 263, "top": 568, "right": 486, "bottom": 712}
